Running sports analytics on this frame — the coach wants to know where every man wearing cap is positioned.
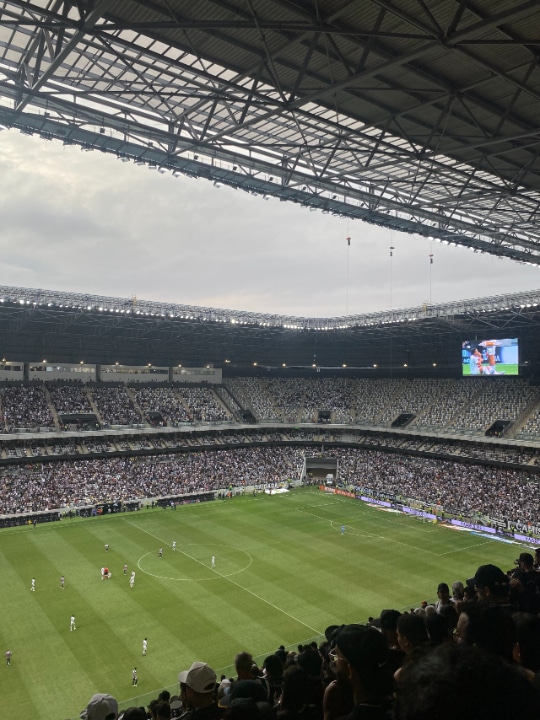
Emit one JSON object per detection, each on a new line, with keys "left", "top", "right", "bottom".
{"left": 178, "top": 661, "right": 219, "bottom": 719}
{"left": 434, "top": 583, "right": 452, "bottom": 614}
{"left": 332, "top": 624, "right": 393, "bottom": 719}
{"left": 473, "top": 564, "right": 510, "bottom": 606}
{"left": 80, "top": 693, "right": 118, "bottom": 720}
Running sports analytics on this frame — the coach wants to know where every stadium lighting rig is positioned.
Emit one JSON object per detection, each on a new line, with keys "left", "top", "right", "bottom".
{"left": 2, "top": 286, "right": 540, "bottom": 336}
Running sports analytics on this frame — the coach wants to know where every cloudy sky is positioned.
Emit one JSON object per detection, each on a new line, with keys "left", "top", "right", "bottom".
{"left": 0, "top": 129, "right": 538, "bottom": 318}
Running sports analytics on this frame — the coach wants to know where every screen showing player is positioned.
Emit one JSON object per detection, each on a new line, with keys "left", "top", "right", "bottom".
{"left": 461, "top": 338, "right": 519, "bottom": 376}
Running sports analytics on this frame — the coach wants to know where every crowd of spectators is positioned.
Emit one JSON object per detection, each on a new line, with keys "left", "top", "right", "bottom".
{"left": 1, "top": 443, "right": 540, "bottom": 525}
{"left": 132, "top": 386, "right": 191, "bottom": 425}
{"left": 226, "top": 378, "right": 280, "bottom": 420}
{"left": 0, "top": 382, "right": 54, "bottom": 431}
{"left": 85, "top": 554, "right": 540, "bottom": 720}
{"left": 334, "top": 447, "right": 540, "bottom": 525}
{"left": 179, "top": 387, "right": 231, "bottom": 423}
{"left": 90, "top": 385, "right": 142, "bottom": 426}
{"left": 0, "top": 446, "right": 304, "bottom": 514}
{"left": 47, "top": 380, "right": 94, "bottom": 414}
{"left": 0, "top": 377, "right": 540, "bottom": 437}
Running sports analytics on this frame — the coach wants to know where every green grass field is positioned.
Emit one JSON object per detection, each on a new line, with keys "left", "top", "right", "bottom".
{"left": 0, "top": 487, "right": 525, "bottom": 719}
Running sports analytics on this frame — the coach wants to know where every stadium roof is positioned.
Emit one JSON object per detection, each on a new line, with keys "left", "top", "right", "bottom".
{"left": 1, "top": 1, "right": 540, "bottom": 263}
{"left": 1, "top": 285, "right": 540, "bottom": 372}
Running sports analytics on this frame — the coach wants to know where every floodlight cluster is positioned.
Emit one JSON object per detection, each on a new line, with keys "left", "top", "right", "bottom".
{"left": 1, "top": 286, "right": 540, "bottom": 333}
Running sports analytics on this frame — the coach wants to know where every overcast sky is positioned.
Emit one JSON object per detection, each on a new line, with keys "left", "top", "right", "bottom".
{"left": 0, "top": 129, "right": 538, "bottom": 318}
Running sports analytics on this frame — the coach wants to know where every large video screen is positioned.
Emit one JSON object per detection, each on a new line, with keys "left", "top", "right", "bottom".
{"left": 462, "top": 338, "right": 519, "bottom": 376}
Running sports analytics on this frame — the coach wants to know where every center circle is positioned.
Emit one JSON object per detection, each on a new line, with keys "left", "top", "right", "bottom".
{"left": 137, "top": 543, "right": 252, "bottom": 581}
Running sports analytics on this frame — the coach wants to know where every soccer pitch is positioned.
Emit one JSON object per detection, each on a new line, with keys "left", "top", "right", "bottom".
{"left": 1, "top": 487, "right": 523, "bottom": 719}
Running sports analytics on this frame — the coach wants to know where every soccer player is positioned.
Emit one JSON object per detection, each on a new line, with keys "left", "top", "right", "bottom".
{"left": 105, "top": 544, "right": 109, "bottom": 552}
{"left": 5, "top": 650, "right": 12, "bottom": 666}
{"left": 70, "top": 615, "right": 76, "bottom": 631}
{"left": 132, "top": 667, "right": 138, "bottom": 686}
{"left": 211, "top": 555, "right": 215, "bottom": 568}
{"left": 31, "top": 577, "right": 35, "bottom": 592}
{"left": 130, "top": 571, "right": 135, "bottom": 589}
{"left": 60, "top": 575, "right": 65, "bottom": 590}
{"left": 172, "top": 541, "right": 176, "bottom": 552}
{"left": 123, "top": 564, "right": 128, "bottom": 575}
{"left": 142, "top": 638, "right": 148, "bottom": 656}
{"left": 341, "top": 524, "right": 345, "bottom": 535}
{"left": 158, "top": 547, "right": 163, "bottom": 558}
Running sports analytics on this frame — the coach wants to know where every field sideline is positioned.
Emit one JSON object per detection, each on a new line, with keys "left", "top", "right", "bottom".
{"left": 0, "top": 487, "right": 525, "bottom": 719}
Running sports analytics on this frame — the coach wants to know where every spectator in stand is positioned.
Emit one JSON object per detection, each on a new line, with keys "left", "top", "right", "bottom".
{"left": 434, "top": 583, "right": 451, "bottom": 614}
{"left": 451, "top": 580, "right": 465, "bottom": 603}
{"left": 119, "top": 709, "right": 146, "bottom": 720}
{"left": 296, "top": 644, "right": 324, "bottom": 719}
{"left": 397, "top": 614, "right": 429, "bottom": 657}
{"left": 154, "top": 701, "right": 171, "bottom": 720}
{"left": 323, "top": 626, "right": 354, "bottom": 720}
{"left": 455, "top": 603, "right": 516, "bottom": 662}
{"left": 378, "top": 610, "right": 404, "bottom": 674}
{"left": 261, "top": 654, "right": 284, "bottom": 707}
{"left": 177, "top": 661, "right": 219, "bottom": 719}
{"left": 510, "top": 552, "right": 540, "bottom": 613}
{"left": 234, "top": 651, "right": 258, "bottom": 683}
{"left": 331, "top": 624, "right": 393, "bottom": 720}
{"left": 277, "top": 665, "right": 319, "bottom": 720}
{"left": 219, "top": 679, "right": 275, "bottom": 720}
{"left": 395, "top": 643, "right": 539, "bottom": 720}
{"left": 425, "top": 612, "right": 453, "bottom": 646}
{"left": 472, "top": 564, "right": 510, "bottom": 606}
{"left": 80, "top": 693, "right": 118, "bottom": 720}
